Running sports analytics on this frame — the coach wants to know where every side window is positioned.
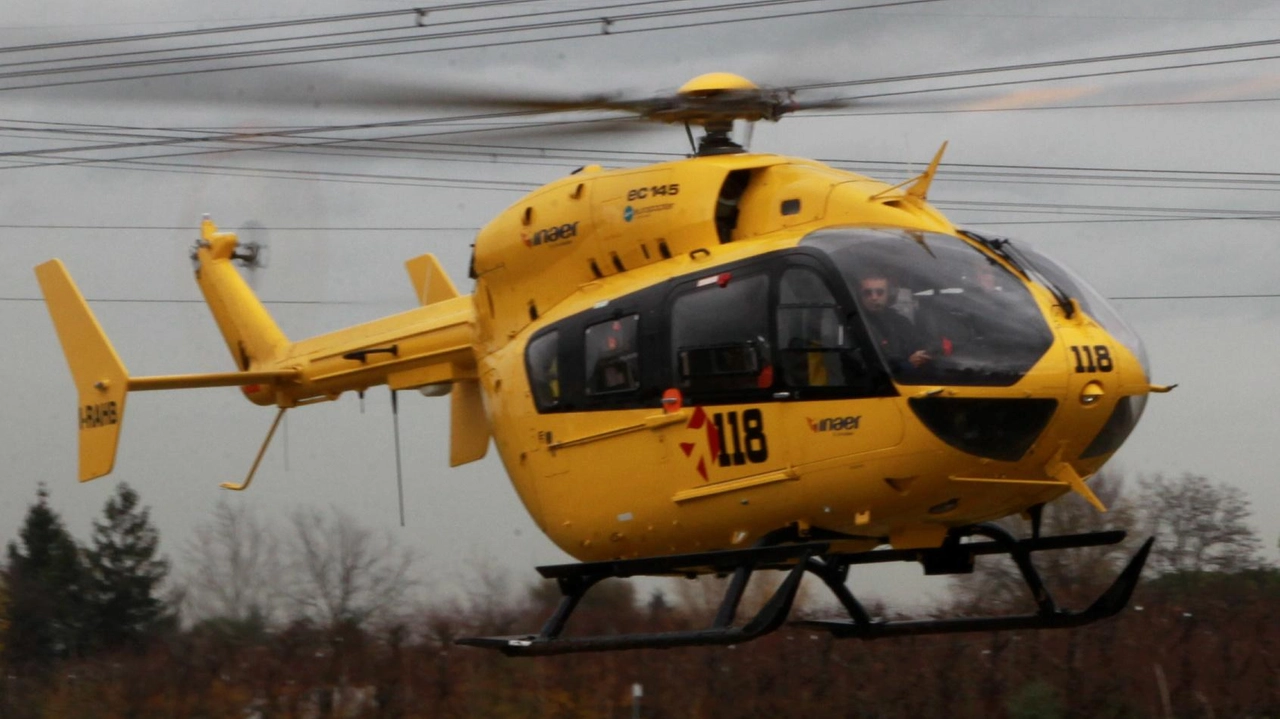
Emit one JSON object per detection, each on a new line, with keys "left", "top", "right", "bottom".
{"left": 776, "top": 268, "right": 851, "bottom": 388}
{"left": 585, "top": 315, "right": 640, "bottom": 395}
{"left": 671, "top": 274, "right": 772, "bottom": 396}
{"left": 526, "top": 331, "right": 560, "bottom": 411}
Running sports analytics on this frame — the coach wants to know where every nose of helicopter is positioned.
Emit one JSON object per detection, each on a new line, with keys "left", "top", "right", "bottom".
{"left": 903, "top": 322, "right": 1150, "bottom": 500}
{"left": 1008, "top": 241, "right": 1154, "bottom": 465}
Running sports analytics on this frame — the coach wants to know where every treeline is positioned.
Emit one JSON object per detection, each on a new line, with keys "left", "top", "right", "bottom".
{"left": 0, "top": 473, "right": 1276, "bottom": 719}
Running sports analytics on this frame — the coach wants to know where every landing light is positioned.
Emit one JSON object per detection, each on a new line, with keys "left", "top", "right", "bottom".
{"left": 1080, "top": 381, "right": 1105, "bottom": 406}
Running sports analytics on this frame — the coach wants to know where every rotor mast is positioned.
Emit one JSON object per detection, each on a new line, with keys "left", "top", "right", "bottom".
{"left": 662, "top": 73, "right": 796, "bottom": 156}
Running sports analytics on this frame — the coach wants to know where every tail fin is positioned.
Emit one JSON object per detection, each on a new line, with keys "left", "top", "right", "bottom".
{"left": 36, "top": 258, "right": 302, "bottom": 482}
{"left": 193, "top": 217, "right": 289, "bottom": 370}
{"left": 405, "top": 253, "right": 460, "bottom": 306}
{"left": 35, "top": 260, "right": 130, "bottom": 481}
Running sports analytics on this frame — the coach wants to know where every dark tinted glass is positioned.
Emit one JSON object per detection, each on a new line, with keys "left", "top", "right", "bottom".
{"left": 803, "top": 229, "right": 1054, "bottom": 386}
{"left": 672, "top": 274, "right": 771, "bottom": 394}
{"left": 1081, "top": 395, "right": 1142, "bottom": 459}
{"left": 909, "top": 397, "right": 1058, "bottom": 461}
{"left": 526, "top": 331, "right": 560, "bottom": 410}
{"left": 585, "top": 315, "right": 640, "bottom": 395}
{"left": 1011, "top": 241, "right": 1150, "bottom": 383}
{"left": 776, "top": 268, "right": 850, "bottom": 388}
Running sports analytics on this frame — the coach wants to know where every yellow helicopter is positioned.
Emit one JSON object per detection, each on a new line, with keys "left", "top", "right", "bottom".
{"left": 36, "top": 72, "right": 1163, "bottom": 655}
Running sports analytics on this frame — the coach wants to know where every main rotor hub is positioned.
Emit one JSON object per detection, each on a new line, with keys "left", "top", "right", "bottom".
{"left": 676, "top": 72, "right": 761, "bottom": 97}
{"left": 643, "top": 72, "right": 797, "bottom": 129}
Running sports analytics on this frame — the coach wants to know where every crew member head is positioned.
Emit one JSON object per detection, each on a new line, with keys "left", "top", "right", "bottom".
{"left": 859, "top": 273, "right": 892, "bottom": 313}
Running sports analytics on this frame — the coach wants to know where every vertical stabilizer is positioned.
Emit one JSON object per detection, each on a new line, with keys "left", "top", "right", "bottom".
{"left": 192, "top": 217, "right": 289, "bottom": 370}
{"left": 405, "top": 253, "right": 460, "bottom": 306}
{"left": 450, "top": 379, "right": 490, "bottom": 466}
{"left": 34, "top": 260, "right": 129, "bottom": 481}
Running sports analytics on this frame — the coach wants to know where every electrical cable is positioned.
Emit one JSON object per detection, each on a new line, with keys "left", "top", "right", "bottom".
{"left": 832, "top": 51, "right": 1280, "bottom": 105}
{"left": 0, "top": 0, "right": 942, "bottom": 92}
{"left": 0, "top": 1, "right": 550, "bottom": 55}
{"left": 801, "top": 95, "right": 1280, "bottom": 117}
{"left": 0, "top": 224, "right": 478, "bottom": 230}
{"left": 4, "top": 291, "right": 1279, "bottom": 305}
{"left": 0, "top": 0, "right": 696, "bottom": 79}
{"left": 794, "top": 35, "right": 1280, "bottom": 91}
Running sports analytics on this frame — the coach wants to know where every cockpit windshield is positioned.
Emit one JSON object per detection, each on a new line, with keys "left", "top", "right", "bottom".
{"left": 1006, "top": 240, "right": 1150, "bottom": 381}
{"left": 802, "top": 228, "right": 1054, "bottom": 386}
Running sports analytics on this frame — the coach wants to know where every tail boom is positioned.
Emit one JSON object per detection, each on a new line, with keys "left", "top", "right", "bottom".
{"left": 37, "top": 217, "right": 487, "bottom": 483}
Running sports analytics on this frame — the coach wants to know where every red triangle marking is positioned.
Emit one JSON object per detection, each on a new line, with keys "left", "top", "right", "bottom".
{"left": 679, "top": 442, "right": 695, "bottom": 457}
{"left": 706, "top": 422, "right": 721, "bottom": 460}
{"left": 696, "top": 457, "right": 708, "bottom": 481}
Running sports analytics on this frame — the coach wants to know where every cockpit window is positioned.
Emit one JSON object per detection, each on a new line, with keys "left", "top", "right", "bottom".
{"left": 1004, "top": 239, "right": 1151, "bottom": 429}
{"left": 1009, "top": 241, "right": 1150, "bottom": 380}
{"left": 802, "top": 228, "right": 1054, "bottom": 386}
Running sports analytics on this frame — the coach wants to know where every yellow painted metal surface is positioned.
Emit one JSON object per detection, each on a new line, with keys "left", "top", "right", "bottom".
{"left": 36, "top": 140, "right": 1160, "bottom": 569}
{"left": 404, "top": 253, "right": 460, "bottom": 306}
{"left": 450, "top": 379, "right": 490, "bottom": 467}
{"left": 678, "top": 72, "right": 760, "bottom": 95}
{"left": 35, "top": 259, "right": 129, "bottom": 482}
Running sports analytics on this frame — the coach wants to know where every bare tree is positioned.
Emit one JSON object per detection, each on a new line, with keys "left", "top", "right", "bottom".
{"left": 1137, "top": 472, "right": 1262, "bottom": 574}
{"left": 283, "top": 508, "right": 417, "bottom": 628}
{"left": 182, "top": 501, "right": 282, "bottom": 625}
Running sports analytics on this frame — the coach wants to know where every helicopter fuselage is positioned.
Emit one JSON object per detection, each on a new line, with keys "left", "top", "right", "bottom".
{"left": 463, "top": 153, "right": 1151, "bottom": 560}
{"left": 37, "top": 150, "right": 1152, "bottom": 563}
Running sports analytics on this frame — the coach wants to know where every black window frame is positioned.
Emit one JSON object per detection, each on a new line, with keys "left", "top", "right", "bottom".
{"left": 523, "top": 249, "right": 897, "bottom": 414}
{"left": 667, "top": 270, "right": 775, "bottom": 406}
{"left": 769, "top": 254, "right": 895, "bottom": 401}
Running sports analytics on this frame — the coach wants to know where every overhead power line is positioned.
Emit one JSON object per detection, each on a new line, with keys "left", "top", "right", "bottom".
{"left": 975, "top": 216, "right": 1280, "bottom": 226}
{"left": 0, "top": 0, "right": 691, "bottom": 79}
{"left": 0, "top": 1, "right": 547, "bottom": 54}
{"left": 0, "top": 0, "right": 942, "bottom": 92}
{"left": 7, "top": 105, "right": 1280, "bottom": 182}
{"left": 836, "top": 52, "right": 1280, "bottom": 105}
{"left": 3, "top": 292, "right": 1279, "bottom": 306}
{"left": 7, "top": 118, "right": 1280, "bottom": 204}
{"left": 1109, "top": 293, "right": 1280, "bottom": 301}
{"left": 0, "top": 296, "right": 354, "bottom": 305}
{"left": 795, "top": 35, "right": 1280, "bottom": 91}
{"left": 0, "top": 224, "right": 478, "bottom": 231}
{"left": 802, "top": 95, "right": 1280, "bottom": 116}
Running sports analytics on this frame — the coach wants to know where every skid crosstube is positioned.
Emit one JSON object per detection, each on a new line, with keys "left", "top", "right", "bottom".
{"left": 457, "top": 525, "right": 1153, "bottom": 656}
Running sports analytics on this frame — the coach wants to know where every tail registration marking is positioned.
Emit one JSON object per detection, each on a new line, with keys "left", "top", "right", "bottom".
{"left": 80, "top": 401, "right": 119, "bottom": 429}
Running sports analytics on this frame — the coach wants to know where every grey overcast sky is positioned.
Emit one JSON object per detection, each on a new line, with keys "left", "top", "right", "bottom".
{"left": 2, "top": 0, "right": 1277, "bottom": 607}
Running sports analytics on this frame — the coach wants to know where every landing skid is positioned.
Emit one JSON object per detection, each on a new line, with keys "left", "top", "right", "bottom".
{"left": 456, "top": 525, "right": 1153, "bottom": 657}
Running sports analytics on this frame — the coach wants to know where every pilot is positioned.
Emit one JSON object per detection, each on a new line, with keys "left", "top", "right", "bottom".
{"left": 858, "top": 273, "right": 931, "bottom": 372}
{"left": 940, "top": 254, "right": 1014, "bottom": 352}
{"left": 969, "top": 255, "right": 1004, "bottom": 294}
